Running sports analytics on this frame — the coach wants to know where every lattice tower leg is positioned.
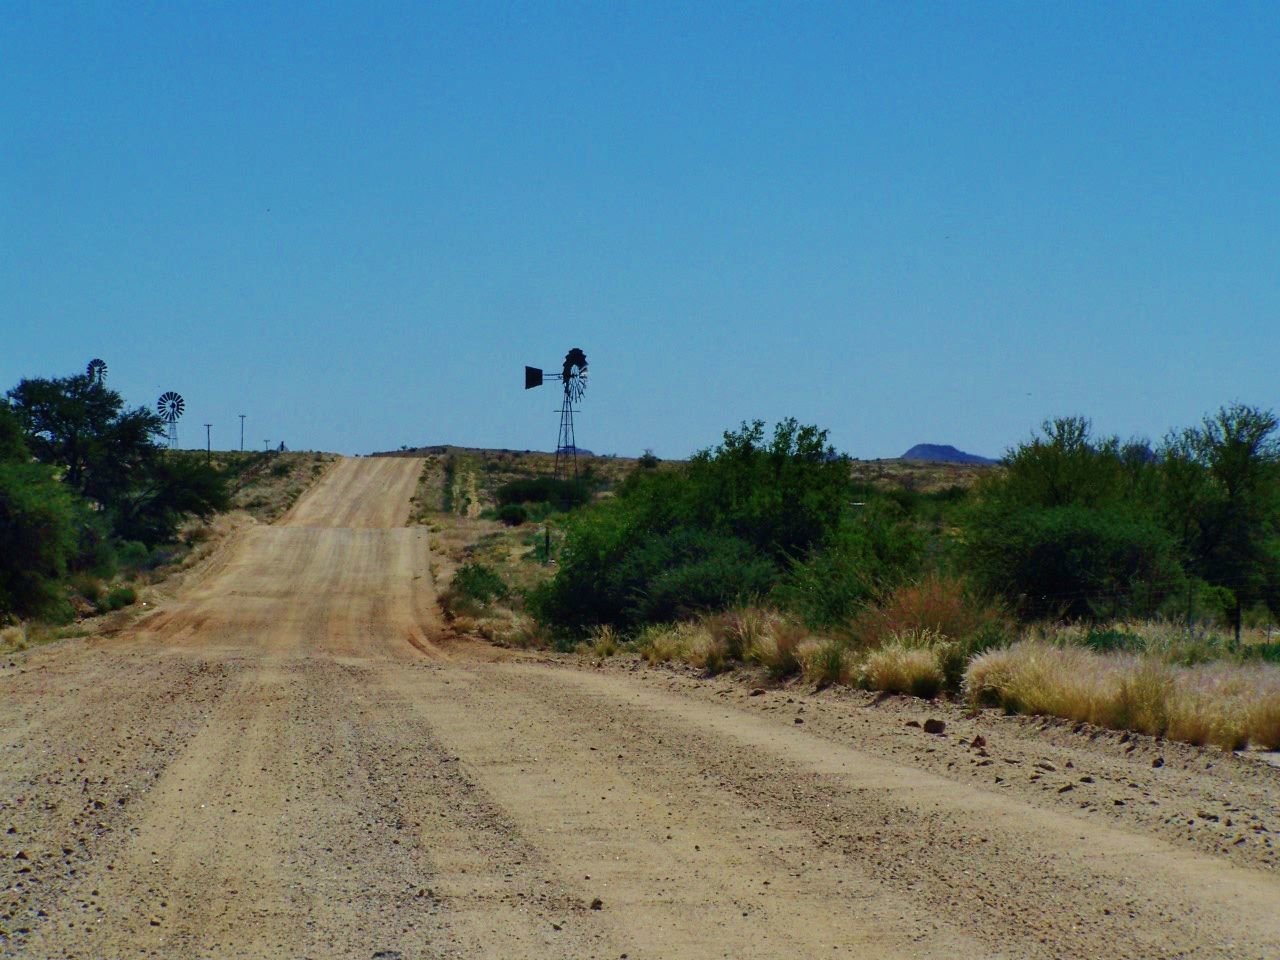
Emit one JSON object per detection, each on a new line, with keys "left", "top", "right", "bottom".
{"left": 554, "top": 393, "right": 577, "bottom": 480}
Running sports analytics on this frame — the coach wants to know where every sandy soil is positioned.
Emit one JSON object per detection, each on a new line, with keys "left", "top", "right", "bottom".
{"left": 2, "top": 456, "right": 1277, "bottom": 959}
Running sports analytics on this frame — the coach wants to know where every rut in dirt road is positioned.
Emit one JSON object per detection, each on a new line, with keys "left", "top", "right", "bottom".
{"left": 2, "top": 456, "right": 1278, "bottom": 959}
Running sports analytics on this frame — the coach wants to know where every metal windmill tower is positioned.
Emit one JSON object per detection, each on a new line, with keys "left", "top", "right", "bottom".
{"left": 524, "top": 347, "right": 588, "bottom": 479}
{"left": 86, "top": 358, "right": 108, "bottom": 384}
{"left": 157, "top": 391, "right": 185, "bottom": 449}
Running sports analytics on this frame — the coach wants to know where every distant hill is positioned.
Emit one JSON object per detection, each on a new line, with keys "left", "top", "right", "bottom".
{"left": 901, "top": 443, "right": 998, "bottom": 466}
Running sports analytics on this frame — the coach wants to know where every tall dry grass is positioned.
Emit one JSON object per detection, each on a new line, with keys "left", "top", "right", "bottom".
{"left": 576, "top": 624, "right": 623, "bottom": 659}
{"left": 797, "top": 637, "right": 854, "bottom": 687}
{"left": 864, "top": 637, "right": 946, "bottom": 698}
{"left": 0, "top": 625, "right": 28, "bottom": 653}
{"left": 638, "top": 621, "right": 728, "bottom": 671}
{"left": 632, "top": 608, "right": 818, "bottom": 678}
{"left": 850, "top": 575, "right": 1008, "bottom": 650}
{"left": 965, "top": 640, "right": 1280, "bottom": 750}
{"left": 745, "top": 619, "right": 809, "bottom": 678}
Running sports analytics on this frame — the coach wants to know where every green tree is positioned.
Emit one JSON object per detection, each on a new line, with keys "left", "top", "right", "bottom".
{"left": 6, "top": 373, "right": 164, "bottom": 507}
{"left": 683, "top": 419, "right": 850, "bottom": 560}
{"left": 1160, "top": 404, "right": 1280, "bottom": 641}
{"left": 0, "top": 403, "right": 28, "bottom": 463}
{"left": 531, "top": 419, "right": 860, "bottom": 635}
{"left": 777, "top": 501, "right": 923, "bottom": 627}
{"left": 964, "top": 502, "right": 1179, "bottom": 620}
{"left": 7, "top": 372, "right": 228, "bottom": 546}
{"left": 0, "top": 461, "right": 81, "bottom": 619}
{"left": 111, "top": 454, "right": 230, "bottom": 544}
{"left": 963, "top": 417, "right": 1178, "bottom": 619}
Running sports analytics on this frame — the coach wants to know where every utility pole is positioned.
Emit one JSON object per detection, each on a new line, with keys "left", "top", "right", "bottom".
{"left": 264, "top": 439, "right": 270, "bottom": 452}
{"left": 239, "top": 414, "right": 246, "bottom": 452}
{"left": 204, "top": 424, "right": 212, "bottom": 463}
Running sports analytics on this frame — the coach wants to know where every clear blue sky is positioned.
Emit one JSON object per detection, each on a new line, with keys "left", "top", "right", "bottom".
{"left": 3, "top": 2, "right": 1277, "bottom": 458}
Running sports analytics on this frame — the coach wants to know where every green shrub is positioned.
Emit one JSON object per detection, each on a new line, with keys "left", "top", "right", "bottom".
{"left": 496, "top": 477, "right": 589, "bottom": 510}
{"left": 116, "top": 540, "right": 152, "bottom": 570}
{"left": 451, "top": 562, "right": 508, "bottom": 607}
{"left": 777, "top": 503, "right": 922, "bottom": 627}
{"left": 101, "top": 585, "right": 137, "bottom": 611}
{"left": 963, "top": 503, "right": 1180, "bottom": 620}
{"left": 69, "top": 573, "right": 105, "bottom": 605}
{"left": 497, "top": 503, "right": 529, "bottom": 526}
{"left": 1239, "top": 641, "right": 1280, "bottom": 664}
{"left": 110, "top": 455, "right": 230, "bottom": 546}
{"left": 632, "top": 532, "right": 777, "bottom": 625}
{"left": 531, "top": 419, "right": 853, "bottom": 636}
{"left": 0, "top": 462, "right": 81, "bottom": 619}
{"left": 529, "top": 522, "right": 777, "bottom": 633}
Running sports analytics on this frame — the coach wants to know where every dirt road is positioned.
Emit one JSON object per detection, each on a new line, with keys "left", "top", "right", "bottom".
{"left": 3, "top": 457, "right": 1278, "bottom": 958}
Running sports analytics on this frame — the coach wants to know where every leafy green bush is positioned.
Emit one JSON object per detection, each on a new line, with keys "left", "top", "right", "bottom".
{"left": 68, "top": 573, "right": 105, "bottom": 605}
{"left": 496, "top": 477, "right": 590, "bottom": 510}
{"left": 72, "top": 515, "right": 117, "bottom": 578}
{"left": 1239, "top": 641, "right": 1280, "bottom": 664}
{"left": 680, "top": 419, "right": 850, "bottom": 561}
{"left": 116, "top": 540, "right": 152, "bottom": 570}
{"left": 531, "top": 420, "right": 855, "bottom": 636}
{"left": 0, "top": 462, "right": 80, "bottom": 620}
{"left": 497, "top": 503, "right": 529, "bottom": 526}
{"left": 777, "top": 503, "right": 923, "bottom": 626}
{"left": 530, "top": 517, "right": 777, "bottom": 633}
{"left": 100, "top": 585, "right": 137, "bottom": 611}
{"left": 1082, "top": 628, "right": 1144, "bottom": 654}
{"left": 0, "top": 403, "right": 28, "bottom": 463}
{"left": 451, "top": 562, "right": 508, "bottom": 606}
{"left": 963, "top": 503, "right": 1180, "bottom": 620}
{"left": 629, "top": 531, "right": 777, "bottom": 625}
{"left": 111, "top": 455, "right": 230, "bottom": 545}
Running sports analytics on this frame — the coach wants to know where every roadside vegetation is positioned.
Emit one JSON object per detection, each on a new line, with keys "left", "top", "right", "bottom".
{"left": 411, "top": 448, "right": 646, "bottom": 647}
{"left": 0, "top": 365, "right": 333, "bottom": 651}
{"left": 440, "top": 409, "right": 1280, "bottom": 752}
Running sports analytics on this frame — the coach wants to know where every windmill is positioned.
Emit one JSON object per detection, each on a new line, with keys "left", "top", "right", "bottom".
{"left": 525, "top": 347, "right": 588, "bottom": 479}
{"left": 86, "top": 358, "right": 107, "bottom": 383}
{"left": 157, "top": 391, "right": 185, "bottom": 449}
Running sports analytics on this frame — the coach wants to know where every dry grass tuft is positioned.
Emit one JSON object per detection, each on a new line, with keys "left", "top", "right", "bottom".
{"left": 863, "top": 638, "right": 946, "bottom": 698}
{"left": 1245, "top": 680, "right": 1280, "bottom": 750}
{"left": 635, "top": 611, "right": 814, "bottom": 676}
{"left": 577, "top": 624, "right": 623, "bottom": 659}
{"left": 0, "top": 625, "right": 28, "bottom": 653}
{"left": 638, "top": 622, "right": 715, "bottom": 667}
{"left": 746, "top": 619, "right": 808, "bottom": 678}
{"left": 851, "top": 575, "right": 1007, "bottom": 650}
{"left": 503, "top": 616, "right": 550, "bottom": 649}
{"left": 708, "top": 607, "right": 775, "bottom": 662}
{"left": 798, "top": 637, "right": 853, "bottom": 687}
{"left": 965, "top": 641, "right": 1280, "bottom": 750}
